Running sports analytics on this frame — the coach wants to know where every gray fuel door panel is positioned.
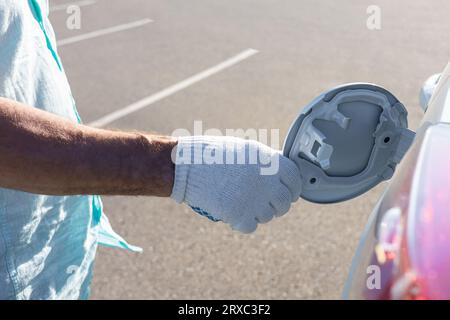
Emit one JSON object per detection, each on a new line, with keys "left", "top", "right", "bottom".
{"left": 283, "top": 83, "right": 415, "bottom": 204}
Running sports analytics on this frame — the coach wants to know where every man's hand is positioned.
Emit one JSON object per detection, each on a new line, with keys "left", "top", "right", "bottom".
{"left": 171, "top": 136, "right": 302, "bottom": 233}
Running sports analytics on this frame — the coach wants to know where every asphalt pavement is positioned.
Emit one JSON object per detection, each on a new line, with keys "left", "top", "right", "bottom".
{"left": 48, "top": 0, "right": 450, "bottom": 299}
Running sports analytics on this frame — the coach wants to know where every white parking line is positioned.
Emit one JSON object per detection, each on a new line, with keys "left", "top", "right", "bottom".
{"left": 88, "top": 49, "right": 259, "bottom": 128}
{"left": 57, "top": 19, "right": 153, "bottom": 46}
{"left": 50, "top": 0, "right": 97, "bottom": 12}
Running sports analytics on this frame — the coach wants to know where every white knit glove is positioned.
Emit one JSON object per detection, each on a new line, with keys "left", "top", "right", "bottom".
{"left": 171, "top": 136, "right": 302, "bottom": 233}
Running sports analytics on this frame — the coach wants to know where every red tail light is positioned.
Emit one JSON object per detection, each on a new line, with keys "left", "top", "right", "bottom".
{"left": 406, "top": 125, "right": 450, "bottom": 299}
{"left": 345, "top": 124, "right": 450, "bottom": 299}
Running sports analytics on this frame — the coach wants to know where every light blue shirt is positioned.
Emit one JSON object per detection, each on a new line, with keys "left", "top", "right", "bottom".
{"left": 0, "top": 0, "right": 140, "bottom": 300}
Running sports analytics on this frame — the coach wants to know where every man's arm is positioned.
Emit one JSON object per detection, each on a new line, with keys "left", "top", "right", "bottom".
{"left": 0, "top": 97, "right": 303, "bottom": 233}
{"left": 0, "top": 97, "right": 176, "bottom": 196}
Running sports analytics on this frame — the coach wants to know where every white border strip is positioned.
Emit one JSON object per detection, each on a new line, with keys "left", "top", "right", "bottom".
{"left": 50, "top": 0, "right": 97, "bottom": 12}
{"left": 57, "top": 19, "right": 153, "bottom": 46}
{"left": 88, "top": 49, "right": 259, "bottom": 128}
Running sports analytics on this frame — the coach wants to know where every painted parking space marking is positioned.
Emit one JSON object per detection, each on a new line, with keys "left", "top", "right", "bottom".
{"left": 50, "top": 0, "right": 97, "bottom": 12}
{"left": 57, "top": 19, "right": 153, "bottom": 46}
{"left": 88, "top": 48, "right": 259, "bottom": 128}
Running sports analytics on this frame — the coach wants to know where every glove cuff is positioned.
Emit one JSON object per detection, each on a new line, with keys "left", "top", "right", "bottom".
{"left": 170, "top": 135, "right": 226, "bottom": 204}
{"left": 170, "top": 138, "right": 192, "bottom": 203}
{"left": 170, "top": 162, "right": 189, "bottom": 203}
